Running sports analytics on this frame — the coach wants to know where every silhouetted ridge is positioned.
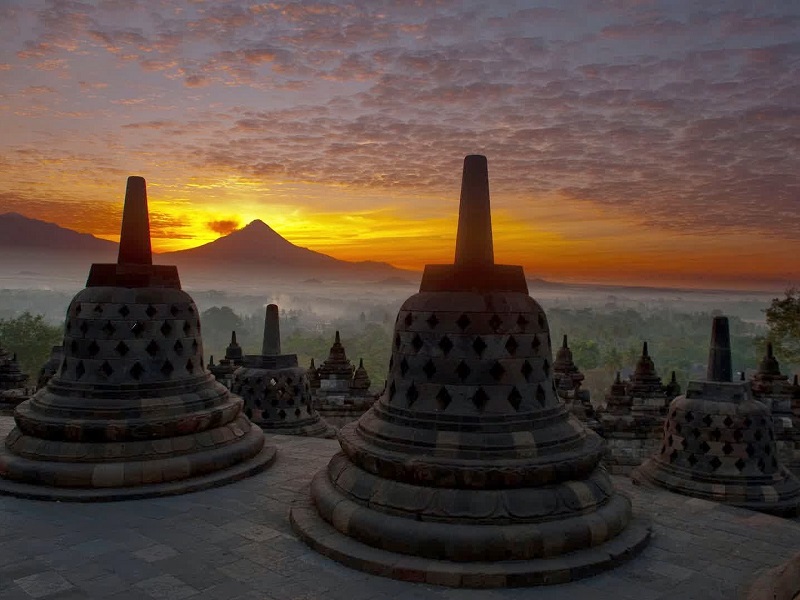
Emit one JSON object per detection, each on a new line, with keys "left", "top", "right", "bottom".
{"left": 0, "top": 212, "right": 117, "bottom": 252}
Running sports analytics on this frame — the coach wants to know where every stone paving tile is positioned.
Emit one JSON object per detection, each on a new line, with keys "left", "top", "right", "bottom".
{"left": 133, "top": 544, "right": 179, "bottom": 563}
{"left": 134, "top": 574, "right": 198, "bottom": 599}
{"left": 0, "top": 425, "right": 797, "bottom": 600}
{"left": 13, "top": 571, "right": 74, "bottom": 598}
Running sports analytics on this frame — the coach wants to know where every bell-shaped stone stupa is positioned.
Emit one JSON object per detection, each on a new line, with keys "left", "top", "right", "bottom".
{"left": 0, "top": 176, "right": 276, "bottom": 500}
{"left": 633, "top": 317, "right": 800, "bottom": 516}
{"left": 231, "top": 304, "right": 334, "bottom": 438}
{"left": 291, "top": 155, "right": 650, "bottom": 587}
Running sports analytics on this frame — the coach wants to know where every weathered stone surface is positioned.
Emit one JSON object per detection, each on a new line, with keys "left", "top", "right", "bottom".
{"left": 292, "top": 155, "right": 649, "bottom": 586}
{"left": 0, "top": 176, "right": 275, "bottom": 500}
{"left": 0, "top": 423, "right": 795, "bottom": 599}
{"left": 231, "top": 304, "right": 334, "bottom": 438}
{"left": 633, "top": 316, "right": 800, "bottom": 516}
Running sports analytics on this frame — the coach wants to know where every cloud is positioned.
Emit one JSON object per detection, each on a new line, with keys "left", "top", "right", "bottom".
{"left": 207, "top": 219, "right": 241, "bottom": 235}
{"left": 1, "top": 0, "right": 799, "bottom": 252}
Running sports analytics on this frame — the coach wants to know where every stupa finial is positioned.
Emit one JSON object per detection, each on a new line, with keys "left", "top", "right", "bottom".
{"left": 562, "top": 334, "right": 568, "bottom": 348}
{"left": 117, "top": 176, "right": 152, "bottom": 266}
{"left": 642, "top": 341, "right": 649, "bottom": 357}
{"left": 231, "top": 331, "right": 237, "bottom": 344}
{"left": 262, "top": 304, "right": 281, "bottom": 356}
{"left": 335, "top": 330, "right": 341, "bottom": 344}
{"left": 454, "top": 155, "right": 493, "bottom": 268}
{"left": 707, "top": 316, "right": 732, "bottom": 382}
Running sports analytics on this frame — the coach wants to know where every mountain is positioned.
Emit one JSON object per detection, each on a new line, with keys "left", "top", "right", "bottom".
{"left": 0, "top": 212, "right": 117, "bottom": 253}
{"left": 0, "top": 214, "right": 416, "bottom": 285}
{"left": 160, "top": 219, "right": 416, "bottom": 282}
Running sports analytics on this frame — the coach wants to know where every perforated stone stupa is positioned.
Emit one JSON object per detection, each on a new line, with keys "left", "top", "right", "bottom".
{"left": 0, "top": 176, "right": 275, "bottom": 501}
{"left": 230, "top": 304, "right": 333, "bottom": 438}
{"left": 291, "top": 155, "right": 650, "bottom": 587}
{"left": 633, "top": 316, "right": 800, "bottom": 516}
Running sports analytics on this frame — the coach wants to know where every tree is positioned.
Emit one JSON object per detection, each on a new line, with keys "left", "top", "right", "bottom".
{"left": 764, "top": 288, "right": 800, "bottom": 367}
{"left": 0, "top": 312, "right": 63, "bottom": 380}
{"left": 571, "top": 339, "right": 600, "bottom": 370}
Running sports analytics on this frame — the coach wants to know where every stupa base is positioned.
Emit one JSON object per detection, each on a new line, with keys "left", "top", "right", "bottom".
{"left": 0, "top": 443, "right": 276, "bottom": 502}
{"left": 289, "top": 474, "right": 651, "bottom": 588}
{"left": 632, "top": 458, "right": 800, "bottom": 517}
{"left": 290, "top": 491, "right": 650, "bottom": 588}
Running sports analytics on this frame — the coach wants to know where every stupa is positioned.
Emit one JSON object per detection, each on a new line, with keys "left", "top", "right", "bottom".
{"left": 208, "top": 331, "right": 243, "bottom": 389}
{"left": 0, "top": 348, "right": 27, "bottom": 391}
{"left": 750, "top": 343, "right": 798, "bottom": 474}
{"left": 633, "top": 316, "right": 800, "bottom": 516}
{"left": 552, "top": 335, "right": 592, "bottom": 420}
{"left": 751, "top": 343, "right": 793, "bottom": 414}
{"left": 351, "top": 358, "right": 371, "bottom": 394}
{"left": 291, "top": 155, "right": 650, "bottom": 587}
{"left": 307, "top": 358, "right": 320, "bottom": 391}
{"left": 231, "top": 304, "right": 334, "bottom": 438}
{"left": 312, "top": 332, "right": 376, "bottom": 429}
{"left": 315, "top": 331, "right": 355, "bottom": 401}
{"left": 36, "top": 345, "right": 64, "bottom": 392}
{"left": 0, "top": 176, "right": 275, "bottom": 501}
{"left": 0, "top": 345, "right": 29, "bottom": 413}
{"left": 595, "top": 343, "right": 678, "bottom": 474}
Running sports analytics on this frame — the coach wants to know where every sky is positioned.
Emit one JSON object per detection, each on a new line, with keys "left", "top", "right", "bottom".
{"left": 0, "top": 0, "right": 798, "bottom": 290}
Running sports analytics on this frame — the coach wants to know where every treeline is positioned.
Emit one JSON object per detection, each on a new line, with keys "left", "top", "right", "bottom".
{"left": 0, "top": 304, "right": 790, "bottom": 405}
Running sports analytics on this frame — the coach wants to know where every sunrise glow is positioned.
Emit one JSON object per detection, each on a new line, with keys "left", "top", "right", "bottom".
{"left": 1, "top": 1, "right": 798, "bottom": 291}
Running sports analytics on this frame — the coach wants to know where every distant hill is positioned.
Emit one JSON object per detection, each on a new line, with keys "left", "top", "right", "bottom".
{"left": 0, "top": 212, "right": 117, "bottom": 253}
{"left": 160, "top": 220, "right": 416, "bottom": 282}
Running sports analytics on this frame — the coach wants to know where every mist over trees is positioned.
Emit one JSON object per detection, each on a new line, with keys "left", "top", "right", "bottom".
{"left": 0, "top": 312, "right": 62, "bottom": 381}
{"left": 1, "top": 285, "right": 796, "bottom": 403}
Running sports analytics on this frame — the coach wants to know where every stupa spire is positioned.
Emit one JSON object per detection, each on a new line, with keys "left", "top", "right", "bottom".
{"left": 262, "top": 304, "right": 281, "bottom": 356}
{"left": 454, "top": 155, "right": 494, "bottom": 268}
{"left": 117, "top": 176, "right": 152, "bottom": 266}
{"left": 642, "top": 341, "right": 649, "bottom": 357}
{"left": 707, "top": 316, "right": 732, "bottom": 382}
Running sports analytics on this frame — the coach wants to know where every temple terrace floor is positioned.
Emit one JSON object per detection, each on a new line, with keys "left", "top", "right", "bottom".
{"left": 0, "top": 416, "right": 797, "bottom": 600}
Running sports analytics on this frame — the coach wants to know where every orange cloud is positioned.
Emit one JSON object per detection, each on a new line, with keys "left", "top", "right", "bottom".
{"left": 207, "top": 219, "right": 241, "bottom": 235}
